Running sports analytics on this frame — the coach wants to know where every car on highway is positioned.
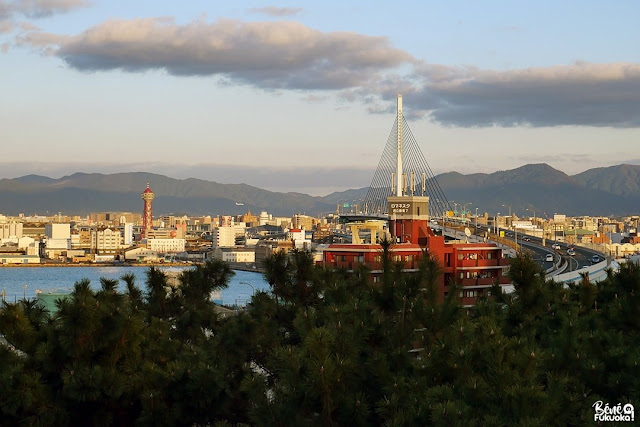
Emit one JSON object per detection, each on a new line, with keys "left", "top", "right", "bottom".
{"left": 523, "top": 237, "right": 531, "bottom": 241}
{"left": 552, "top": 243, "right": 561, "bottom": 250}
{"left": 591, "top": 255, "right": 601, "bottom": 263}
{"left": 545, "top": 254, "right": 554, "bottom": 262}
{"left": 567, "top": 248, "right": 576, "bottom": 256}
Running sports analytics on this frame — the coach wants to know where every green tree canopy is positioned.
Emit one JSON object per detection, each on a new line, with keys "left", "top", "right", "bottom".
{"left": 1, "top": 254, "right": 639, "bottom": 425}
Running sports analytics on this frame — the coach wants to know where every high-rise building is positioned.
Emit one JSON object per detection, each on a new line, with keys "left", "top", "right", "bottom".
{"left": 141, "top": 183, "right": 155, "bottom": 239}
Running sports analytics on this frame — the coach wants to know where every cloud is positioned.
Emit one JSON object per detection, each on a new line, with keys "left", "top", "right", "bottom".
{"left": 0, "top": 20, "right": 13, "bottom": 33}
{"left": 1, "top": 0, "right": 88, "bottom": 52}
{"left": 249, "top": 6, "right": 303, "bottom": 17}
{"left": 398, "top": 62, "right": 640, "bottom": 128}
{"left": 15, "top": 28, "right": 66, "bottom": 53}
{"left": 47, "top": 17, "right": 416, "bottom": 91}
{"left": 11, "top": 13, "right": 640, "bottom": 128}
{"left": 1, "top": 0, "right": 88, "bottom": 19}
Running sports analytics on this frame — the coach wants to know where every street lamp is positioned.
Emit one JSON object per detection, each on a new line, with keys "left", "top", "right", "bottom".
{"left": 239, "top": 281, "right": 255, "bottom": 296}
{"left": 22, "top": 284, "right": 27, "bottom": 300}
{"left": 496, "top": 213, "right": 501, "bottom": 236}
{"left": 463, "top": 203, "right": 472, "bottom": 222}
{"left": 502, "top": 204, "right": 512, "bottom": 228}
{"left": 526, "top": 208, "right": 536, "bottom": 225}
{"left": 475, "top": 207, "right": 479, "bottom": 229}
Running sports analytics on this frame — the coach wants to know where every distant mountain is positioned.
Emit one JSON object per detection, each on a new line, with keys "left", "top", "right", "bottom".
{"left": 324, "top": 163, "right": 640, "bottom": 217}
{"left": 1, "top": 164, "right": 638, "bottom": 217}
{"left": 573, "top": 164, "right": 640, "bottom": 197}
{"left": 322, "top": 187, "right": 370, "bottom": 205}
{"left": 0, "top": 172, "right": 334, "bottom": 217}
{"left": 12, "top": 174, "right": 56, "bottom": 185}
{"left": 434, "top": 163, "right": 634, "bottom": 217}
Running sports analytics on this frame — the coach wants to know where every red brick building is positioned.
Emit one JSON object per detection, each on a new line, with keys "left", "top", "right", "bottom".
{"left": 320, "top": 196, "right": 511, "bottom": 305}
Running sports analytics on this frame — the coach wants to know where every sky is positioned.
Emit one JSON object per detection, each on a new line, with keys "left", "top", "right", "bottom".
{"left": 1, "top": 0, "right": 640, "bottom": 195}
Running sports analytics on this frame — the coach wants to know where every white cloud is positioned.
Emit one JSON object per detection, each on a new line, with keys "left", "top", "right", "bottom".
{"left": 249, "top": 6, "right": 303, "bottom": 17}
{"left": 9, "top": 12, "right": 640, "bottom": 129}
{"left": 50, "top": 17, "right": 415, "bottom": 91}
{"left": 1, "top": 0, "right": 88, "bottom": 19}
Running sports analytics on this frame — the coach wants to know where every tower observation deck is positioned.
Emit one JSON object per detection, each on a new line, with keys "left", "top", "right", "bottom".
{"left": 361, "top": 94, "right": 451, "bottom": 218}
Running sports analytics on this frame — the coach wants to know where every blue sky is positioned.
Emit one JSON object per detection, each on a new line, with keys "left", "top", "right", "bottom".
{"left": 2, "top": 1, "right": 639, "bottom": 195}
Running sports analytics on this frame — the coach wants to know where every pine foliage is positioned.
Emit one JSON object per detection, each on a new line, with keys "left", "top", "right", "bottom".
{"left": 1, "top": 254, "right": 639, "bottom": 425}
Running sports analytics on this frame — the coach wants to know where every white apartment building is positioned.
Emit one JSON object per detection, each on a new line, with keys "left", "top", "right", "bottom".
{"left": 259, "top": 211, "right": 270, "bottom": 226}
{"left": 146, "top": 238, "right": 186, "bottom": 253}
{"left": 234, "top": 223, "right": 247, "bottom": 237}
{"left": 44, "top": 223, "right": 71, "bottom": 258}
{"left": 222, "top": 249, "right": 256, "bottom": 263}
{"left": 212, "top": 226, "right": 235, "bottom": 248}
{"left": 287, "top": 228, "right": 306, "bottom": 241}
{"left": 125, "top": 247, "right": 159, "bottom": 262}
{"left": 123, "top": 223, "right": 134, "bottom": 245}
{"left": 0, "top": 222, "right": 23, "bottom": 239}
{"left": 46, "top": 223, "right": 71, "bottom": 240}
{"left": 91, "top": 228, "right": 125, "bottom": 254}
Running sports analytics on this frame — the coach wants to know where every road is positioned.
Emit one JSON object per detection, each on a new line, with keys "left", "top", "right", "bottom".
{"left": 473, "top": 224, "right": 605, "bottom": 272}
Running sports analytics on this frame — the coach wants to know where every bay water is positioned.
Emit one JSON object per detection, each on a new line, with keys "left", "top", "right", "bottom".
{"left": 0, "top": 266, "right": 269, "bottom": 306}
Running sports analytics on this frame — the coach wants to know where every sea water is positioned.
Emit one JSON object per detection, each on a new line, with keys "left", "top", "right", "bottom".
{"left": 0, "top": 266, "right": 269, "bottom": 306}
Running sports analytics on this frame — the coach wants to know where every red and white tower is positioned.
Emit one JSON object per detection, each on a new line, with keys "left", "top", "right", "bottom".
{"left": 141, "top": 182, "right": 155, "bottom": 239}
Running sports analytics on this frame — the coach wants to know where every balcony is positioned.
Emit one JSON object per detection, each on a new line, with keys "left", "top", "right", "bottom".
{"left": 459, "top": 277, "right": 499, "bottom": 287}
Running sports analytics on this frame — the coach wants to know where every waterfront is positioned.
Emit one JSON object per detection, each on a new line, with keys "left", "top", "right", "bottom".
{"left": 0, "top": 266, "right": 269, "bottom": 306}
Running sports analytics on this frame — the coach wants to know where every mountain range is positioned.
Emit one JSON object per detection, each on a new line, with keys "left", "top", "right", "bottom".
{"left": 0, "top": 164, "right": 638, "bottom": 217}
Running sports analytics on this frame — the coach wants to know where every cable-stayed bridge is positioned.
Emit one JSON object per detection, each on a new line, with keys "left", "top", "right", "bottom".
{"left": 358, "top": 95, "right": 451, "bottom": 219}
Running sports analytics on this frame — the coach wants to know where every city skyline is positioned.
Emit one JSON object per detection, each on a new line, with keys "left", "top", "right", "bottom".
{"left": 2, "top": 1, "right": 640, "bottom": 194}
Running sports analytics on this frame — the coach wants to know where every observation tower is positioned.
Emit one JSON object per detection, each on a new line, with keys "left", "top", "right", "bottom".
{"left": 141, "top": 183, "right": 155, "bottom": 239}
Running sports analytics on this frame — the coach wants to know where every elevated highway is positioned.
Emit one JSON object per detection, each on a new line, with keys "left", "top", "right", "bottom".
{"left": 436, "top": 221, "right": 611, "bottom": 284}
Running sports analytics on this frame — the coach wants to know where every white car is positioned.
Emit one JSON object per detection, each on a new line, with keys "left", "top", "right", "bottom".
{"left": 545, "top": 254, "right": 554, "bottom": 262}
{"left": 567, "top": 249, "right": 576, "bottom": 256}
{"left": 552, "top": 243, "right": 561, "bottom": 250}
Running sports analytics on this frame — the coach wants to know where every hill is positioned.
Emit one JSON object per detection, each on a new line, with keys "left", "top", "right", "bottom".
{"left": 324, "top": 163, "right": 640, "bottom": 217}
{"left": 0, "top": 172, "right": 333, "bottom": 216}
{"left": 1, "top": 164, "right": 639, "bottom": 216}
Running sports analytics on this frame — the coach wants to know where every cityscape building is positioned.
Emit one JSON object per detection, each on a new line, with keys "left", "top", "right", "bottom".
{"left": 320, "top": 95, "right": 511, "bottom": 305}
